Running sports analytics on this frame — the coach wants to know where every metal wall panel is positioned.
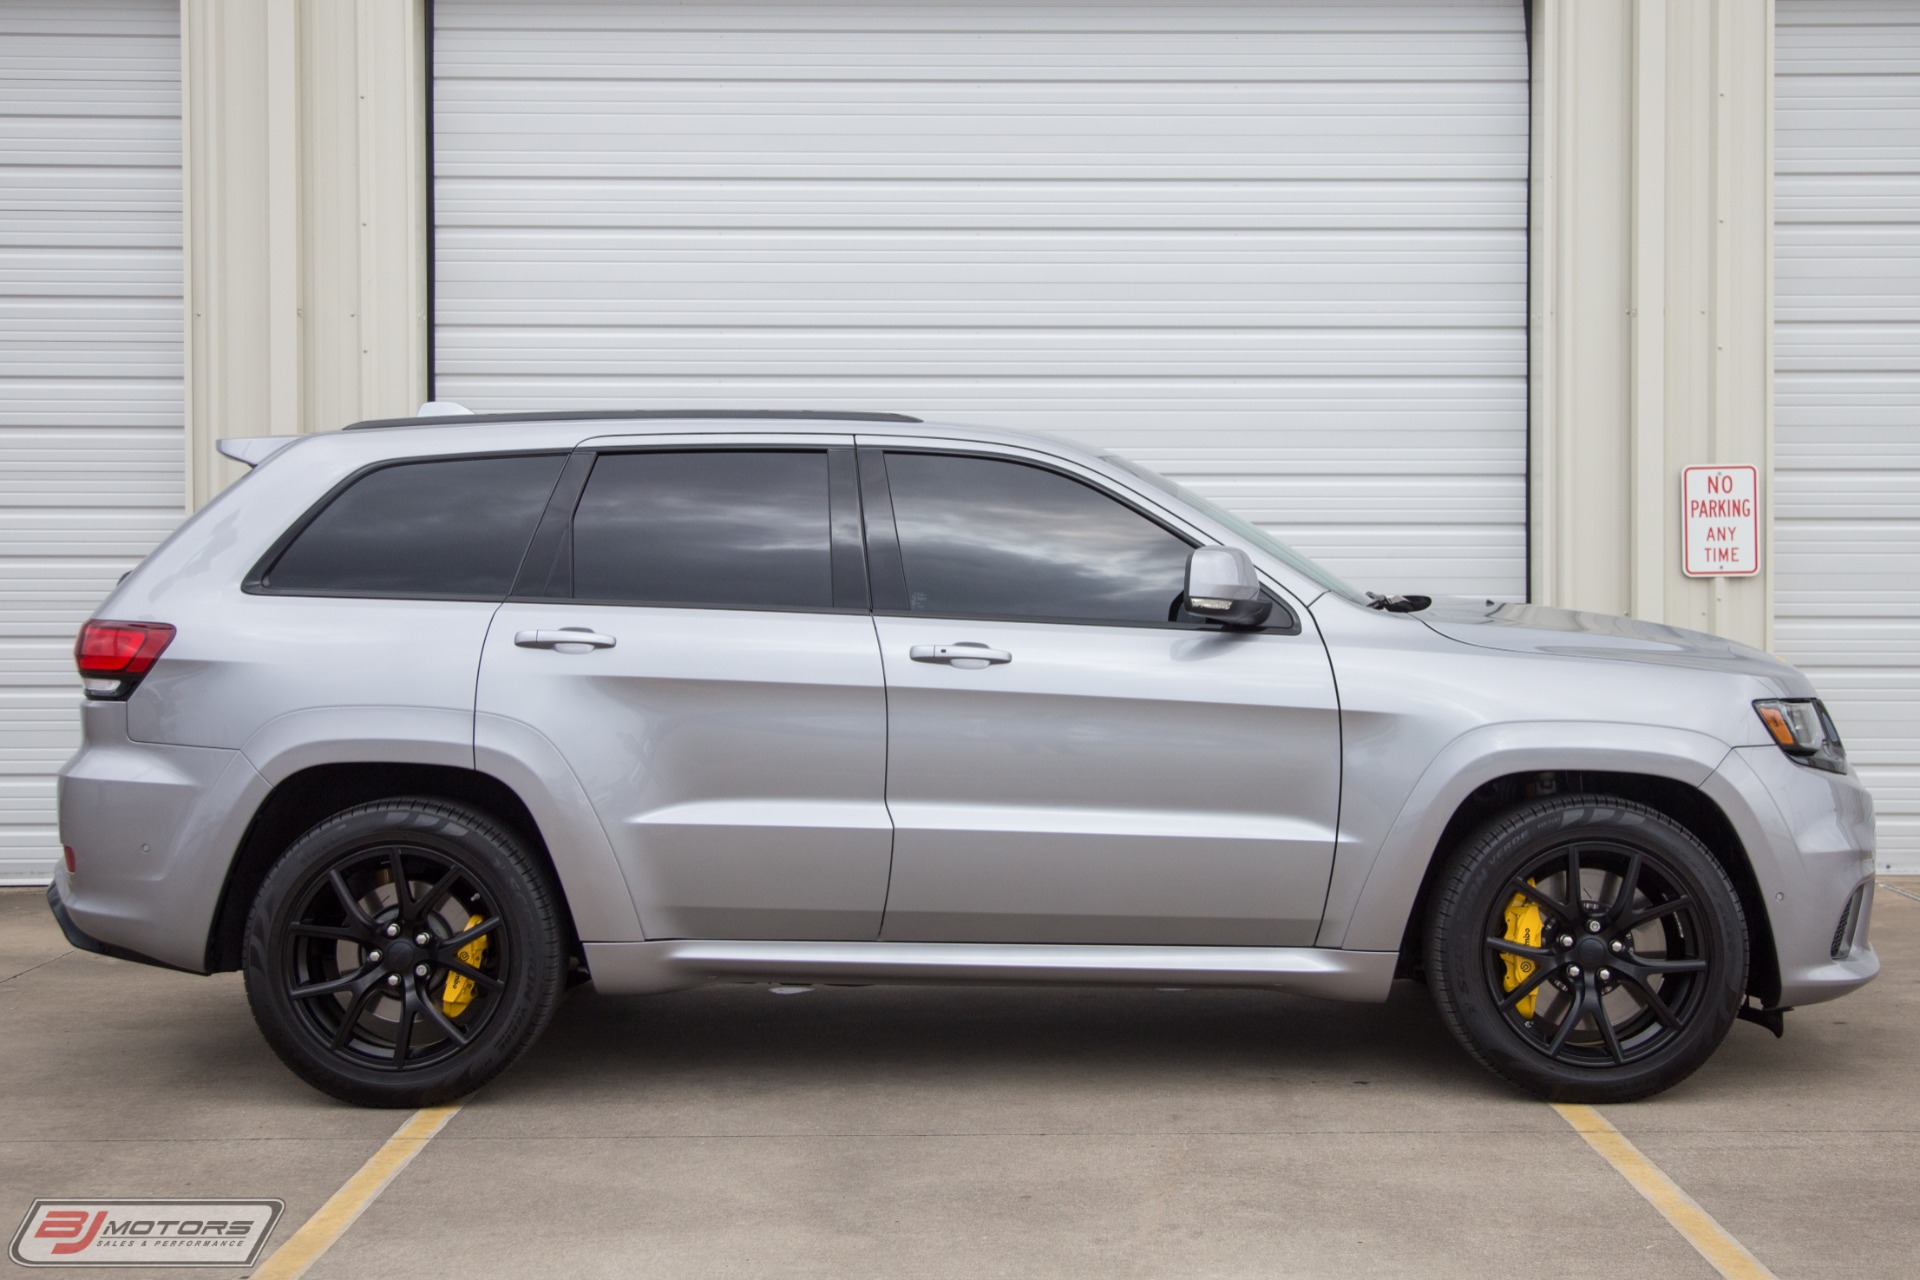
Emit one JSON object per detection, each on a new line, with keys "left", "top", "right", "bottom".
{"left": 0, "top": 0, "right": 182, "bottom": 883}
{"left": 1776, "top": 0, "right": 1920, "bottom": 871}
{"left": 432, "top": 0, "right": 1528, "bottom": 598}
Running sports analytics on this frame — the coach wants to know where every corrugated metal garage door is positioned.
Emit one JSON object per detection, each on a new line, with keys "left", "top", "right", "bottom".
{"left": 1776, "top": 0, "right": 1920, "bottom": 872}
{"left": 0, "top": 1, "right": 182, "bottom": 883}
{"left": 432, "top": 0, "right": 1528, "bottom": 600}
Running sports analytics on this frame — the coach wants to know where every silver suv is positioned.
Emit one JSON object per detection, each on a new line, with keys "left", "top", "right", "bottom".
{"left": 51, "top": 410, "right": 1876, "bottom": 1106}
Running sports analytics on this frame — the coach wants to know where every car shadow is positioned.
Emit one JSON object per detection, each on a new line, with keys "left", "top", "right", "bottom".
{"left": 489, "top": 976, "right": 1514, "bottom": 1108}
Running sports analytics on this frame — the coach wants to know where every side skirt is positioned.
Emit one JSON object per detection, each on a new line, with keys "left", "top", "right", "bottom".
{"left": 582, "top": 939, "right": 1399, "bottom": 1001}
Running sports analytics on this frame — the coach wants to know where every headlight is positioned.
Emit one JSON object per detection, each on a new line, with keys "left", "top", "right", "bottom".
{"left": 1754, "top": 698, "right": 1848, "bottom": 774}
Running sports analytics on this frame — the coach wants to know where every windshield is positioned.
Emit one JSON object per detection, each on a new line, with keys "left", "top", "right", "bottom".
{"left": 1104, "top": 455, "right": 1371, "bottom": 605}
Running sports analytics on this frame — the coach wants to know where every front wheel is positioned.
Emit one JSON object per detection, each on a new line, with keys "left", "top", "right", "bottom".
{"left": 1424, "top": 796, "right": 1748, "bottom": 1102}
{"left": 244, "top": 799, "right": 566, "bottom": 1107}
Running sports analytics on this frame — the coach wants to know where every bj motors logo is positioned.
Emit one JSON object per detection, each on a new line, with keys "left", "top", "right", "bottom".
{"left": 9, "top": 1200, "right": 282, "bottom": 1267}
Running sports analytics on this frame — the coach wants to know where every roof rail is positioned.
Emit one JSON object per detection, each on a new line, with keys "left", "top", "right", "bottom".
{"left": 342, "top": 408, "right": 923, "bottom": 431}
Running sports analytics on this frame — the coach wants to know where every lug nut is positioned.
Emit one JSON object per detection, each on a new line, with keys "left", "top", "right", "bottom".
{"left": 1558, "top": 934, "right": 1575, "bottom": 949}
{"left": 385, "top": 974, "right": 400, "bottom": 987}
{"left": 1599, "top": 968, "right": 1612, "bottom": 982}
{"left": 415, "top": 933, "right": 431, "bottom": 946}
{"left": 1586, "top": 919, "right": 1602, "bottom": 933}
{"left": 414, "top": 964, "right": 429, "bottom": 977}
{"left": 385, "top": 923, "right": 400, "bottom": 938}
{"left": 1610, "top": 940, "right": 1624, "bottom": 954}
{"left": 1567, "top": 965, "right": 1583, "bottom": 978}
{"left": 367, "top": 949, "right": 382, "bottom": 964}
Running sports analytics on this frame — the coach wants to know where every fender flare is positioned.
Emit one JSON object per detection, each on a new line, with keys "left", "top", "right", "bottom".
{"left": 1320, "top": 721, "right": 1734, "bottom": 951}
{"left": 242, "top": 705, "right": 475, "bottom": 784}
{"left": 238, "top": 706, "right": 644, "bottom": 944}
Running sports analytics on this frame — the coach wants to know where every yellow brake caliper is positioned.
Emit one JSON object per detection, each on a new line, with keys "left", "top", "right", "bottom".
{"left": 1501, "top": 884, "right": 1545, "bottom": 1018}
{"left": 441, "top": 914, "right": 489, "bottom": 1017}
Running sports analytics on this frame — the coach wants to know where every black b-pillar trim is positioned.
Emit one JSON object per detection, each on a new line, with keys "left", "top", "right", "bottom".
{"left": 856, "top": 449, "right": 909, "bottom": 612}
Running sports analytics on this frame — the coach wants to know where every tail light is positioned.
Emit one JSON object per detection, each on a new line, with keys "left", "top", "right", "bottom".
{"left": 74, "top": 620, "right": 175, "bottom": 700}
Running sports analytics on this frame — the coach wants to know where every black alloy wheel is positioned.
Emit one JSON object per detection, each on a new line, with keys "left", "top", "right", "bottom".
{"left": 1425, "top": 795, "right": 1748, "bottom": 1102}
{"left": 281, "top": 844, "right": 509, "bottom": 1070}
{"left": 245, "top": 799, "right": 565, "bottom": 1107}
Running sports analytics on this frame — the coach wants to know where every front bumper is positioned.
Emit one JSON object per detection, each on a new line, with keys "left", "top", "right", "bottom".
{"left": 1702, "top": 745, "right": 1879, "bottom": 1008}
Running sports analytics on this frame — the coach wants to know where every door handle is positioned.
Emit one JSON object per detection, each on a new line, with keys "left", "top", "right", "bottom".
{"left": 514, "top": 628, "right": 617, "bottom": 651}
{"left": 909, "top": 642, "right": 1011, "bottom": 668}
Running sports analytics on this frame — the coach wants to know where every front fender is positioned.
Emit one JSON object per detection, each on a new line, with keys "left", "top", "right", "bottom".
{"left": 1321, "top": 721, "right": 1732, "bottom": 951}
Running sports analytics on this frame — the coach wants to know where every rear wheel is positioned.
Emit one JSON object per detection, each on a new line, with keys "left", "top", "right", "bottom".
{"left": 1424, "top": 795, "right": 1747, "bottom": 1102}
{"left": 244, "top": 799, "right": 565, "bottom": 1107}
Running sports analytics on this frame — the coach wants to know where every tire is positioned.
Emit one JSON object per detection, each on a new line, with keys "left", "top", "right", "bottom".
{"left": 243, "top": 798, "right": 566, "bottom": 1107}
{"left": 1424, "top": 795, "right": 1747, "bottom": 1102}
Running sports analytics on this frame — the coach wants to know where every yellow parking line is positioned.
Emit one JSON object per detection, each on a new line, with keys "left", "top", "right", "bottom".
{"left": 252, "top": 1102, "right": 464, "bottom": 1280}
{"left": 1553, "top": 1103, "right": 1777, "bottom": 1280}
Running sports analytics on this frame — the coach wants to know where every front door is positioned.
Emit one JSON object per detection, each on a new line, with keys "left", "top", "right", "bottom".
{"left": 477, "top": 442, "right": 892, "bottom": 940}
{"left": 864, "top": 447, "right": 1341, "bottom": 947}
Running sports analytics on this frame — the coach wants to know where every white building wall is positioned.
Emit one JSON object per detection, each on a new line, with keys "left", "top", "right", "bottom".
{"left": 0, "top": 1, "right": 1844, "bottom": 883}
{"left": 1775, "top": 0, "right": 1920, "bottom": 870}
{"left": 0, "top": 0, "right": 183, "bottom": 883}
{"left": 433, "top": 0, "right": 1531, "bottom": 600}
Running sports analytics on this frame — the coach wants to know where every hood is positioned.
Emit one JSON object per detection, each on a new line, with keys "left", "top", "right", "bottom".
{"left": 1416, "top": 598, "right": 1813, "bottom": 691}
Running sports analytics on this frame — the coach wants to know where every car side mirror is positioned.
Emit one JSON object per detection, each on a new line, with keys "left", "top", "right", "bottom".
{"left": 1184, "top": 546, "right": 1273, "bottom": 628}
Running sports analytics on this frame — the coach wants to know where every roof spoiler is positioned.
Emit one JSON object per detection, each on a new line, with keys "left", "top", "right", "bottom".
{"left": 215, "top": 436, "right": 304, "bottom": 468}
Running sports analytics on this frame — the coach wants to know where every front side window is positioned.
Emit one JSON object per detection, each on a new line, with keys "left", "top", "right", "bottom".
{"left": 571, "top": 449, "right": 834, "bottom": 610}
{"left": 881, "top": 452, "right": 1194, "bottom": 624}
{"left": 260, "top": 453, "right": 565, "bottom": 597}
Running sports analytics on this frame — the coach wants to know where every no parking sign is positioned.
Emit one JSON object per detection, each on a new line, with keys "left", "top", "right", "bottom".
{"left": 1682, "top": 465, "right": 1759, "bottom": 577}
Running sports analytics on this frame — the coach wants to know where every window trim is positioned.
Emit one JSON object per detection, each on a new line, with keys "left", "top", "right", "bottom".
{"left": 507, "top": 443, "right": 868, "bottom": 615}
{"left": 858, "top": 446, "right": 1300, "bottom": 636}
{"left": 509, "top": 448, "right": 597, "bottom": 600}
{"left": 243, "top": 449, "right": 571, "bottom": 602}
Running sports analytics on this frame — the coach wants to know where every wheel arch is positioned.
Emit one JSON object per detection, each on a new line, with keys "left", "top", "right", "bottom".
{"left": 205, "top": 762, "right": 585, "bottom": 973}
{"left": 1392, "top": 770, "right": 1780, "bottom": 1008}
{"left": 1326, "top": 721, "right": 1780, "bottom": 1007}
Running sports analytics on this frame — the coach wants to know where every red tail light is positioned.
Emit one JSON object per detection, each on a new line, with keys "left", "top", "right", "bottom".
{"left": 74, "top": 620, "right": 175, "bottom": 699}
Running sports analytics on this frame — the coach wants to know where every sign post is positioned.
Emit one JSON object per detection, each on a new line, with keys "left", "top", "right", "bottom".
{"left": 1681, "top": 465, "right": 1759, "bottom": 577}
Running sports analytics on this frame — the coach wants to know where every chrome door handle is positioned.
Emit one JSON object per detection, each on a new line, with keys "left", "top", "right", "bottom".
{"left": 909, "top": 643, "right": 1011, "bottom": 667}
{"left": 514, "top": 628, "right": 617, "bottom": 651}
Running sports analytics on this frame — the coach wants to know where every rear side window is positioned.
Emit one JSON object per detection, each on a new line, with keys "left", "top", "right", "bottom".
{"left": 571, "top": 449, "right": 834, "bottom": 610}
{"left": 260, "top": 454, "right": 565, "bottom": 597}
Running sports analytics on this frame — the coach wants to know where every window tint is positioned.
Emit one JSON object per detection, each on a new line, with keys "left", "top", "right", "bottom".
{"left": 263, "top": 454, "right": 564, "bottom": 597}
{"left": 572, "top": 450, "right": 834, "bottom": 610}
{"left": 882, "top": 453, "right": 1194, "bottom": 623}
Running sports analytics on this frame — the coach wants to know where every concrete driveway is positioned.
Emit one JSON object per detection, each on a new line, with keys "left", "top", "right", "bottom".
{"left": 1, "top": 881, "right": 1914, "bottom": 1279}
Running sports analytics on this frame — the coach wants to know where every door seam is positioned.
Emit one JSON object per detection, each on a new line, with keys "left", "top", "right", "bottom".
{"left": 871, "top": 612, "right": 898, "bottom": 941}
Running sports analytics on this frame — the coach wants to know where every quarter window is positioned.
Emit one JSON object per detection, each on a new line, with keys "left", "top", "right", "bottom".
{"left": 881, "top": 452, "right": 1194, "bottom": 624}
{"left": 261, "top": 454, "right": 565, "bottom": 598}
{"left": 571, "top": 450, "right": 834, "bottom": 610}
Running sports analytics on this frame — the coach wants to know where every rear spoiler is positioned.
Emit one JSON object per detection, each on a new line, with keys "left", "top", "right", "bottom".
{"left": 215, "top": 436, "right": 303, "bottom": 468}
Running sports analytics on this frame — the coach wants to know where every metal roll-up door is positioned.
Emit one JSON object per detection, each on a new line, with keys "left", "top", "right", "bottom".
{"left": 432, "top": 0, "right": 1528, "bottom": 599}
{"left": 1776, "top": 0, "right": 1920, "bottom": 871}
{"left": 0, "top": 0, "right": 183, "bottom": 884}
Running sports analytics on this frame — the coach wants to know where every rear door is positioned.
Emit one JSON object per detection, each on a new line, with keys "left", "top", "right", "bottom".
{"left": 476, "top": 437, "right": 893, "bottom": 940}
{"left": 864, "top": 444, "right": 1343, "bottom": 947}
